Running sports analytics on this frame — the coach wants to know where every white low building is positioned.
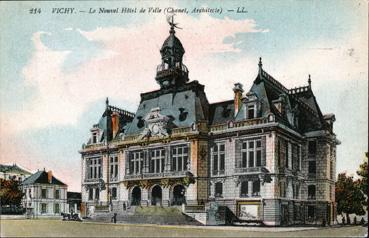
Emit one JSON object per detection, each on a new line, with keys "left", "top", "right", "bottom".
{"left": 22, "top": 169, "right": 68, "bottom": 217}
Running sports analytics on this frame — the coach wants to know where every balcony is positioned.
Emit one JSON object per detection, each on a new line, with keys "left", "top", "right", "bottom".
{"left": 125, "top": 171, "right": 187, "bottom": 180}
{"left": 235, "top": 167, "right": 262, "bottom": 174}
{"left": 156, "top": 63, "right": 188, "bottom": 79}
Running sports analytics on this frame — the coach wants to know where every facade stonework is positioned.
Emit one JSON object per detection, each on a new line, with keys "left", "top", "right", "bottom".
{"left": 80, "top": 22, "right": 339, "bottom": 226}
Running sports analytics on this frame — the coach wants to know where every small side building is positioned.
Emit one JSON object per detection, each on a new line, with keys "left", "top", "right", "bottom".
{"left": 22, "top": 170, "right": 68, "bottom": 217}
{"left": 0, "top": 163, "right": 32, "bottom": 182}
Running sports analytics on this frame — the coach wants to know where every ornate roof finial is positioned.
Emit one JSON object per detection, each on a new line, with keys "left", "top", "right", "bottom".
{"left": 308, "top": 74, "right": 311, "bottom": 87}
{"left": 167, "top": 14, "right": 181, "bottom": 35}
{"left": 258, "top": 57, "right": 263, "bottom": 77}
{"left": 105, "top": 97, "right": 109, "bottom": 108}
{"left": 258, "top": 57, "right": 263, "bottom": 68}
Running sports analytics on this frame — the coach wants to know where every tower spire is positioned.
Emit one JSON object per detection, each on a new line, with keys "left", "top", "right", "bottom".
{"left": 105, "top": 97, "right": 109, "bottom": 108}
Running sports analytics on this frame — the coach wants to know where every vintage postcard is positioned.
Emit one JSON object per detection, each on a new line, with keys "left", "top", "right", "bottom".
{"left": 0, "top": 0, "right": 367, "bottom": 237}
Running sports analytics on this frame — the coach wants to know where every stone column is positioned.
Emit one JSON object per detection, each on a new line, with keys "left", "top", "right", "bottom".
{"left": 164, "top": 145, "right": 171, "bottom": 172}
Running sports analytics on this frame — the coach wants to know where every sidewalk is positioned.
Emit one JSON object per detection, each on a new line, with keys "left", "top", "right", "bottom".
{"left": 0, "top": 215, "right": 60, "bottom": 220}
{"left": 83, "top": 220, "right": 321, "bottom": 232}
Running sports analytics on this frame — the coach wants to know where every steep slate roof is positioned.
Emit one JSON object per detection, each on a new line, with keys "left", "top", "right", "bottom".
{"left": 209, "top": 100, "right": 234, "bottom": 125}
{"left": 125, "top": 81, "right": 209, "bottom": 135}
{"left": 244, "top": 68, "right": 326, "bottom": 132}
{"left": 22, "top": 170, "right": 66, "bottom": 186}
{"left": 0, "top": 164, "right": 32, "bottom": 175}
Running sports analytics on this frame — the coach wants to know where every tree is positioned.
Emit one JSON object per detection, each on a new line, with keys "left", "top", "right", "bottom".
{"left": 356, "top": 153, "right": 368, "bottom": 206}
{"left": 0, "top": 178, "right": 24, "bottom": 207}
{"left": 335, "top": 173, "right": 365, "bottom": 223}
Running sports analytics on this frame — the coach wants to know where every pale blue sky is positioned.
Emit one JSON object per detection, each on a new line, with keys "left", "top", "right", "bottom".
{"left": 0, "top": 1, "right": 367, "bottom": 191}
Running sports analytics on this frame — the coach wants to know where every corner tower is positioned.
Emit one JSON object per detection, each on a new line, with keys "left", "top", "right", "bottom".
{"left": 156, "top": 17, "right": 189, "bottom": 89}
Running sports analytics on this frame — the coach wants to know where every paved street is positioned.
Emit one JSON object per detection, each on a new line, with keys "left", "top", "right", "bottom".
{"left": 1, "top": 220, "right": 367, "bottom": 237}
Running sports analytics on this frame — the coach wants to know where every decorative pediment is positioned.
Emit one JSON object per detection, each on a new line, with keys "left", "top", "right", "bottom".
{"left": 139, "top": 107, "right": 170, "bottom": 139}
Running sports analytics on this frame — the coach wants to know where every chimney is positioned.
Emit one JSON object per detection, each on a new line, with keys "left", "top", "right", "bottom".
{"left": 47, "top": 170, "right": 52, "bottom": 183}
{"left": 233, "top": 83, "right": 244, "bottom": 116}
{"left": 111, "top": 112, "right": 120, "bottom": 138}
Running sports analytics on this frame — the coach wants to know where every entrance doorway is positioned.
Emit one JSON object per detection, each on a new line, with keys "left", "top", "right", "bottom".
{"left": 151, "top": 185, "right": 162, "bottom": 206}
{"left": 281, "top": 204, "right": 289, "bottom": 226}
{"left": 172, "top": 185, "right": 186, "bottom": 205}
{"left": 131, "top": 187, "right": 141, "bottom": 206}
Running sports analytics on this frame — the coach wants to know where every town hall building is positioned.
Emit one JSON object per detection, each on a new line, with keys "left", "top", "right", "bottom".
{"left": 80, "top": 20, "right": 339, "bottom": 226}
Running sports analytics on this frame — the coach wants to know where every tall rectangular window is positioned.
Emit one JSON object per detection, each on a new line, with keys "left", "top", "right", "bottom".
{"left": 129, "top": 151, "right": 143, "bottom": 175}
{"left": 308, "top": 140, "right": 317, "bottom": 155}
{"left": 212, "top": 143, "right": 225, "bottom": 175}
{"left": 41, "top": 189, "right": 47, "bottom": 199}
{"left": 88, "top": 188, "right": 93, "bottom": 200}
{"left": 241, "top": 138, "right": 262, "bottom": 168}
{"left": 55, "top": 189, "right": 60, "bottom": 199}
{"left": 330, "top": 160, "right": 334, "bottom": 179}
{"left": 87, "top": 157, "right": 102, "bottom": 179}
{"left": 41, "top": 203, "right": 47, "bottom": 214}
{"left": 308, "top": 185, "right": 316, "bottom": 199}
{"left": 111, "top": 187, "right": 117, "bottom": 200}
{"left": 54, "top": 203, "right": 60, "bottom": 214}
{"left": 150, "top": 148, "right": 165, "bottom": 173}
{"left": 95, "top": 188, "right": 100, "bottom": 200}
{"left": 172, "top": 145, "right": 189, "bottom": 172}
{"left": 308, "top": 161, "right": 316, "bottom": 174}
{"left": 110, "top": 156, "right": 119, "bottom": 179}
{"left": 285, "top": 142, "right": 289, "bottom": 168}
{"left": 252, "top": 180, "right": 261, "bottom": 197}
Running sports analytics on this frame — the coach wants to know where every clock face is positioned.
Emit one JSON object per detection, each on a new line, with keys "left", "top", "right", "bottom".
{"left": 151, "top": 124, "right": 159, "bottom": 134}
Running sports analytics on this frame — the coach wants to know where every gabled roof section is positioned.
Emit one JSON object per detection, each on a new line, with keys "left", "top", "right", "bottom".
{"left": 22, "top": 170, "right": 66, "bottom": 186}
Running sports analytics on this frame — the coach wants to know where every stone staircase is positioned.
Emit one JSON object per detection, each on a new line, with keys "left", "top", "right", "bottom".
{"left": 88, "top": 206, "right": 202, "bottom": 226}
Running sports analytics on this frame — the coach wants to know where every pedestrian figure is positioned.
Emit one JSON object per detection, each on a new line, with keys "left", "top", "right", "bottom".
{"left": 111, "top": 213, "right": 117, "bottom": 223}
{"left": 353, "top": 216, "right": 357, "bottom": 225}
{"left": 342, "top": 216, "right": 346, "bottom": 225}
{"left": 360, "top": 217, "right": 365, "bottom": 225}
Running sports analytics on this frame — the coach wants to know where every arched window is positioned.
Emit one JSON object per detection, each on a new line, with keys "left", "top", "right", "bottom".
{"left": 252, "top": 180, "right": 260, "bottom": 197}
{"left": 215, "top": 182, "right": 223, "bottom": 197}
{"left": 240, "top": 181, "right": 248, "bottom": 197}
{"left": 131, "top": 187, "right": 141, "bottom": 206}
{"left": 111, "top": 187, "right": 117, "bottom": 200}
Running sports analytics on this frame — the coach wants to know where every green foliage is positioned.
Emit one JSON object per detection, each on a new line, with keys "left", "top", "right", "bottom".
{"left": 0, "top": 178, "right": 24, "bottom": 207}
{"left": 335, "top": 173, "right": 365, "bottom": 218}
{"left": 356, "top": 153, "right": 368, "bottom": 206}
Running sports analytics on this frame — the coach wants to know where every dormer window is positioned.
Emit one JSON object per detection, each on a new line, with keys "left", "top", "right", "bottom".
{"left": 92, "top": 132, "right": 97, "bottom": 144}
{"left": 247, "top": 104, "right": 256, "bottom": 119}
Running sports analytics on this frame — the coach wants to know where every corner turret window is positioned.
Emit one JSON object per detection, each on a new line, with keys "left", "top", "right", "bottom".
{"left": 308, "top": 140, "right": 317, "bottom": 155}
{"left": 241, "top": 139, "right": 262, "bottom": 168}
